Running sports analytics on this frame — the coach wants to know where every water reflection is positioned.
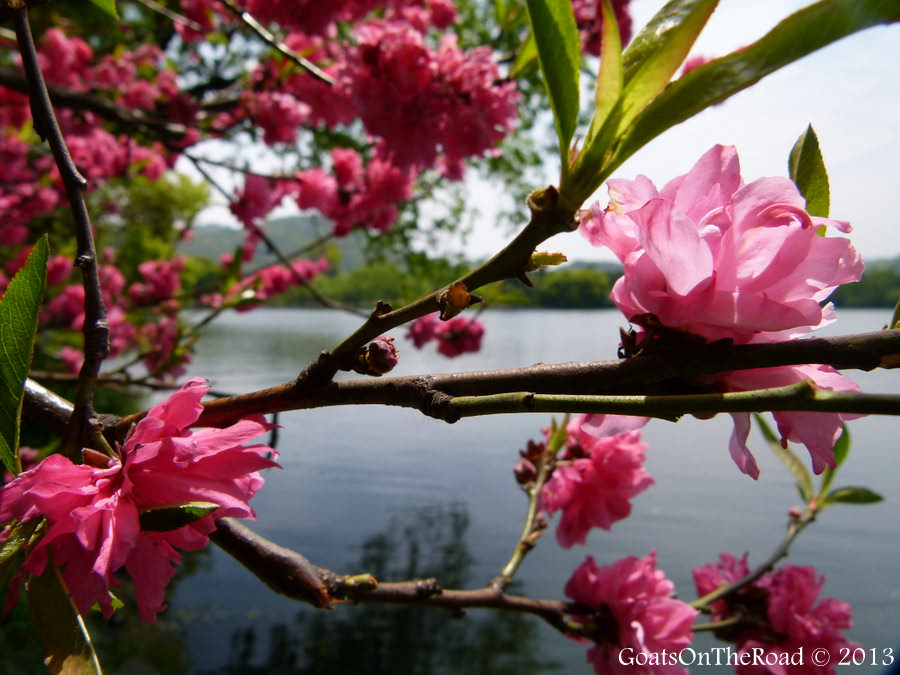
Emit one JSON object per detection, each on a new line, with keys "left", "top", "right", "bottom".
{"left": 203, "top": 504, "right": 560, "bottom": 675}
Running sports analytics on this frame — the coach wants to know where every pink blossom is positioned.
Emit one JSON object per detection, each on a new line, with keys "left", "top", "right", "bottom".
{"left": 541, "top": 414, "right": 652, "bottom": 547}
{"left": 344, "top": 20, "right": 519, "bottom": 174}
{"left": 694, "top": 555, "right": 858, "bottom": 674}
{"left": 724, "top": 365, "right": 862, "bottom": 478}
{"left": 406, "top": 313, "right": 438, "bottom": 348}
{"left": 580, "top": 145, "right": 864, "bottom": 477}
{"left": 572, "top": 0, "right": 633, "bottom": 55}
{"left": 580, "top": 145, "right": 863, "bottom": 344}
{"left": 245, "top": 91, "right": 310, "bottom": 145}
{"left": 139, "top": 316, "right": 189, "bottom": 377}
{"left": 129, "top": 258, "right": 184, "bottom": 305}
{"left": 434, "top": 316, "right": 484, "bottom": 357}
{"left": 230, "top": 174, "right": 286, "bottom": 229}
{"left": 0, "top": 378, "right": 278, "bottom": 622}
{"left": 566, "top": 552, "right": 697, "bottom": 674}
{"left": 46, "top": 255, "right": 74, "bottom": 286}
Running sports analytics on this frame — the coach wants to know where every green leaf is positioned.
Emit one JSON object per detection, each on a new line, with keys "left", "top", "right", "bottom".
{"left": 0, "top": 236, "right": 49, "bottom": 476}
{"left": 605, "top": 0, "right": 900, "bottom": 183}
{"left": 0, "top": 519, "right": 42, "bottom": 586}
{"left": 565, "top": 0, "right": 717, "bottom": 208}
{"left": 525, "top": 0, "right": 581, "bottom": 180}
{"left": 754, "top": 414, "right": 813, "bottom": 502}
{"left": 818, "top": 424, "right": 850, "bottom": 498}
{"left": 618, "top": 0, "right": 717, "bottom": 128}
{"left": 87, "top": 0, "right": 118, "bottom": 19}
{"left": 584, "top": 0, "right": 623, "bottom": 144}
{"left": 824, "top": 486, "right": 884, "bottom": 505}
{"left": 138, "top": 501, "right": 220, "bottom": 532}
{"left": 26, "top": 561, "right": 104, "bottom": 674}
{"left": 789, "top": 125, "right": 830, "bottom": 217}
{"left": 509, "top": 30, "right": 539, "bottom": 78}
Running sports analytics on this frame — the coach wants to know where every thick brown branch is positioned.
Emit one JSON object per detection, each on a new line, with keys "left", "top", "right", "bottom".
{"left": 112, "top": 329, "right": 898, "bottom": 432}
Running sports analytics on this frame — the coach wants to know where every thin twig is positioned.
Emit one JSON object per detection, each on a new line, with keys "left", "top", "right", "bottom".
{"left": 188, "top": 156, "right": 366, "bottom": 316}
{"left": 216, "top": 0, "right": 334, "bottom": 86}
{"left": 132, "top": 0, "right": 206, "bottom": 32}
{"left": 0, "top": 66, "right": 190, "bottom": 142}
{"left": 12, "top": 7, "right": 109, "bottom": 456}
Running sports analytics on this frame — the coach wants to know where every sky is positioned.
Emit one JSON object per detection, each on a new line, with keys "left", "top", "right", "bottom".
{"left": 186, "top": 0, "right": 900, "bottom": 265}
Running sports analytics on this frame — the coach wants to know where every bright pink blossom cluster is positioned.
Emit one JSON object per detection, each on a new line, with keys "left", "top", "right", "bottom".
{"left": 405, "top": 312, "right": 485, "bottom": 358}
{"left": 694, "top": 553, "right": 858, "bottom": 673}
{"left": 580, "top": 144, "right": 864, "bottom": 478}
{"left": 0, "top": 29, "right": 172, "bottom": 231}
{"left": 0, "top": 379, "right": 278, "bottom": 622}
{"left": 541, "top": 414, "right": 652, "bottom": 547}
{"left": 566, "top": 552, "right": 698, "bottom": 675}
{"left": 294, "top": 148, "right": 415, "bottom": 236}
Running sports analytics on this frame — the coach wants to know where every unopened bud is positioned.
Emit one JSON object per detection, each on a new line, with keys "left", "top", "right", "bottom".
{"left": 513, "top": 458, "right": 537, "bottom": 485}
{"left": 358, "top": 336, "right": 399, "bottom": 376}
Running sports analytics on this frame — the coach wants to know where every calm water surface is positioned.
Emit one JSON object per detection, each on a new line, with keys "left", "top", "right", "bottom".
{"left": 108, "top": 309, "right": 900, "bottom": 674}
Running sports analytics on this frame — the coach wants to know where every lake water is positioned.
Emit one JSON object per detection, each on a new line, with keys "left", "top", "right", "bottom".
{"left": 98, "top": 308, "right": 899, "bottom": 674}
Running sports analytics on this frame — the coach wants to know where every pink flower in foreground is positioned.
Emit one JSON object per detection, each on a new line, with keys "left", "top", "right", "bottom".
{"left": 0, "top": 378, "right": 278, "bottom": 622}
{"left": 566, "top": 552, "right": 697, "bottom": 674}
{"left": 580, "top": 144, "right": 864, "bottom": 478}
{"left": 694, "top": 554, "right": 858, "bottom": 674}
{"left": 580, "top": 144, "right": 863, "bottom": 344}
{"left": 541, "top": 414, "right": 652, "bottom": 547}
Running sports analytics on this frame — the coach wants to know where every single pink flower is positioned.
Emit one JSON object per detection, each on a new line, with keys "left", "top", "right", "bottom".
{"left": 580, "top": 145, "right": 864, "bottom": 477}
{"left": 581, "top": 145, "right": 863, "bottom": 344}
{"left": 566, "top": 552, "right": 697, "bottom": 674}
{"left": 434, "top": 316, "right": 484, "bottom": 357}
{"left": 541, "top": 414, "right": 652, "bottom": 547}
{"left": 694, "top": 555, "right": 858, "bottom": 674}
{"left": 0, "top": 378, "right": 278, "bottom": 622}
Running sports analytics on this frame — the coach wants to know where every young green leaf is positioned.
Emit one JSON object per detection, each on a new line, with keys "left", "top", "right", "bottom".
{"left": 789, "top": 125, "right": 830, "bottom": 217}
{"left": 754, "top": 414, "right": 813, "bottom": 502}
{"left": 509, "top": 30, "right": 539, "bottom": 79}
{"left": 26, "top": 561, "right": 104, "bottom": 675}
{"left": 88, "top": 0, "right": 118, "bottom": 19}
{"left": 617, "top": 0, "right": 717, "bottom": 129}
{"left": 585, "top": 0, "right": 623, "bottom": 144}
{"left": 138, "top": 501, "right": 221, "bottom": 532}
{"left": 565, "top": 0, "right": 717, "bottom": 208}
{"left": 818, "top": 424, "right": 850, "bottom": 499}
{"left": 0, "top": 235, "right": 49, "bottom": 476}
{"left": 823, "top": 486, "right": 884, "bottom": 506}
{"left": 605, "top": 0, "right": 900, "bottom": 184}
{"left": 525, "top": 0, "right": 581, "bottom": 180}
{"left": 564, "top": 0, "right": 623, "bottom": 207}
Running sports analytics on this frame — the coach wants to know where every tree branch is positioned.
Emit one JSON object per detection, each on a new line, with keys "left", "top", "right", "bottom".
{"left": 12, "top": 7, "right": 109, "bottom": 456}
{"left": 106, "top": 328, "right": 899, "bottom": 434}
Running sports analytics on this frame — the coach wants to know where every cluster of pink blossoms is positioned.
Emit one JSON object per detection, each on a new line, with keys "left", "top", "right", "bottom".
{"left": 694, "top": 554, "right": 858, "bottom": 673}
{"left": 0, "top": 379, "right": 278, "bottom": 622}
{"left": 405, "top": 312, "right": 485, "bottom": 357}
{"left": 566, "top": 552, "right": 698, "bottom": 675}
{"left": 0, "top": 29, "right": 173, "bottom": 232}
{"left": 580, "top": 144, "right": 865, "bottom": 478}
{"left": 540, "top": 414, "right": 652, "bottom": 547}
